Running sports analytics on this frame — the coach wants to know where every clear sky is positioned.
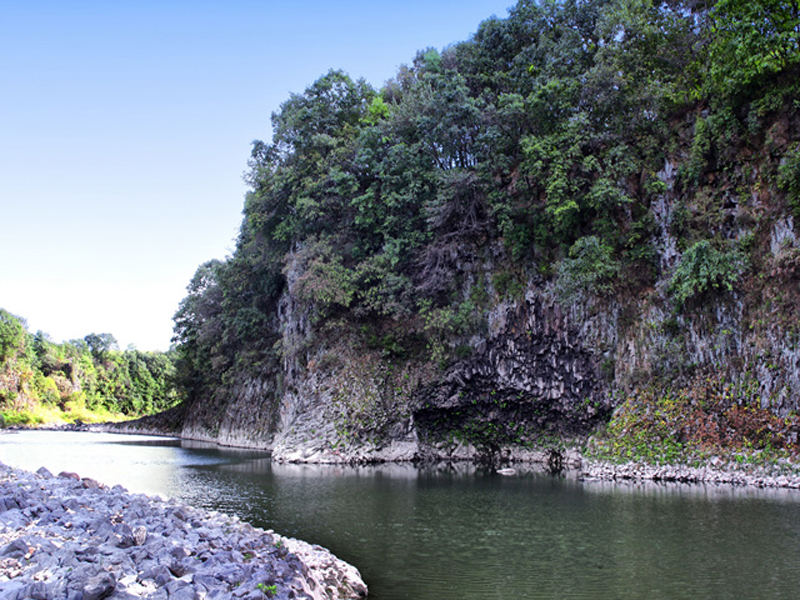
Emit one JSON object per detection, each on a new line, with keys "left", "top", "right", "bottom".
{"left": 1, "top": 0, "right": 513, "bottom": 351}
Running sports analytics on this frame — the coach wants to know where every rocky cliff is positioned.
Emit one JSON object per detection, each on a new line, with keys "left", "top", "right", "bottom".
{"left": 169, "top": 134, "right": 800, "bottom": 466}
{"left": 163, "top": 1, "right": 800, "bottom": 468}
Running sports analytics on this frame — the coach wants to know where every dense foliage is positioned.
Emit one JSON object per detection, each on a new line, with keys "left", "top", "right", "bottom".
{"left": 0, "top": 309, "right": 180, "bottom": 426}
{"left": 172, "top": 0, "right": 800, "bottom": 420}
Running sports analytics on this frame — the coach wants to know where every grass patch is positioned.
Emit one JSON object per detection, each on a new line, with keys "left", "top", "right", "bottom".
{"left": 1, "top": 403, "right": 127, "bottom": 428}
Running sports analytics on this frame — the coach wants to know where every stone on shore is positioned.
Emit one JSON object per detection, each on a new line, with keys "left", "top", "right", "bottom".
{"left": 580, "top": 458, "right": 800, "bottom": 489}
{"left": 0, "top": 462, "right": 367, "bottom": 600}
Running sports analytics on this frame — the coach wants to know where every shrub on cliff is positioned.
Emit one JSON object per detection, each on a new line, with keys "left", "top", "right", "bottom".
{"left": 668, "top": 240, "right": 747, "bottom": 307}
{"left": 554, "top": 236, "right": 620, "bottom": 303}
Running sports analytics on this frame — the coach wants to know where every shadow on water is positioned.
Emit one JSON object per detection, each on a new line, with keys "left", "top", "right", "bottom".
{"left": 3, "top": 430, "right": 800, "bottom": 599}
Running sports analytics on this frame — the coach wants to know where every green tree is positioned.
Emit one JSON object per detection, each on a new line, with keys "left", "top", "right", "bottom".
{"left": 709, "top": 0, "right": 800, "bottom": 95}
{"left": 554, "top": 236, "right": 621, "bottom": 302}
{"left": 0, "top": 310, "right": 28, "bottom": 363}
{"left": 84, "top": 333, "right": 119, "bottom": 360}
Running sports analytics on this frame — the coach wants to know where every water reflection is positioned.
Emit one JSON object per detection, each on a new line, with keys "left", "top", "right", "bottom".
{"left": 578, "top": 474, "right": 800, "bottom": 503}
{"left": 2, "top": 430, "right": 800, "bottom": 600}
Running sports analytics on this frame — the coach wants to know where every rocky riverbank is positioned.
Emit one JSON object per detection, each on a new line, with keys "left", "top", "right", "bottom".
{"left": 580, "top": 458, "right": 800, "bottom": 489}
{"left": 0, "top": 462, "right": 367, "bottom": 600}
{"left": 17, "top": 418, "right": 800, "bottom": 493}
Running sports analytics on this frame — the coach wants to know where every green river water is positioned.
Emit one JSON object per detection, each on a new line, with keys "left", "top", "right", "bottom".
{"left": 1, "top": 430, "right": 799, "bottom": 599}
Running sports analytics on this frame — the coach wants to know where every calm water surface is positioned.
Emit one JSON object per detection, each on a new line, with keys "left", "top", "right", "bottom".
{"left": 2, "top": 430, "right": 800, "bottom": 599}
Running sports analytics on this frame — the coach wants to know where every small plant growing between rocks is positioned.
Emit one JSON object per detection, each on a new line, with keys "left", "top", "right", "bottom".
{"left": 257, "top": 582, "right": 278, "bottom": 597}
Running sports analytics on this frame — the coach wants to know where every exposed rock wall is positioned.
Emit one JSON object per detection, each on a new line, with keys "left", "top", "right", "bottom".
{"left": 179, "top": 377, "right": 278, "bottom": 449}
{"left": 414, "top": 295, "right": 610, "bottom": 451}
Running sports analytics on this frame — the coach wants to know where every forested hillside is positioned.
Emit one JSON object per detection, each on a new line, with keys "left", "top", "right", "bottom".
{"left": 172, "top": 0, "right": 800, "bottom": 465}
{"left": 0, "top": 309, "right": 180, "bottom": 426}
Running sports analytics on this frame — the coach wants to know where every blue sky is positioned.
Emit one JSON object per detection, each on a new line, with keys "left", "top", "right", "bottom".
{"left": 1, "top": 0, "right": 513, "bottom": 350}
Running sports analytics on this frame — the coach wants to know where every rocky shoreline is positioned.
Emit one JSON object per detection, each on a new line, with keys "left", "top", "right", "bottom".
{"left": 579, "top": 458, "right": 800, "bottom": 489}
{"left": 0, "top": 462, "right": 367, "bottom": 600}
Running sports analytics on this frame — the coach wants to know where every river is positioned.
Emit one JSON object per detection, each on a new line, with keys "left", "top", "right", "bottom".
{"left": 2, "top": 430, "right": 800, "bottom": 599}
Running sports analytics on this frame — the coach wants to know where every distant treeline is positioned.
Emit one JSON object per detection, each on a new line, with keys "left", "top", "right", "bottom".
{"left": 0, "top": 308, "right": 180, "bottom": 425}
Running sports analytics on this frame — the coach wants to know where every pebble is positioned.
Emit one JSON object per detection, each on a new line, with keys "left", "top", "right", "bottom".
{"left": 0, "top": 462, "right": 367, "bottom": 600}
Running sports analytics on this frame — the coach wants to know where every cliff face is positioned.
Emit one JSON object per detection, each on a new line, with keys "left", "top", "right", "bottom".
{"left": 168, "top": 1, "right": 800, "bottom": 464}
{"left": 175, "top": 141, "right": 800, "bottom": 464}
{"left": 180, "top": 377, "right": 277, "bottom": 449}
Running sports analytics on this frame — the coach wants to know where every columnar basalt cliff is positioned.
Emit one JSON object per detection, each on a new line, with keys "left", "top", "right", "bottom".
{"left": 162, "top": 0, "right": 800, "bottom": 468}
{"left": 166, "top": 197, "right": 800, "bottom": 465}
{"left": 412, "top": 295, "right": 610, "bottom": 454}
